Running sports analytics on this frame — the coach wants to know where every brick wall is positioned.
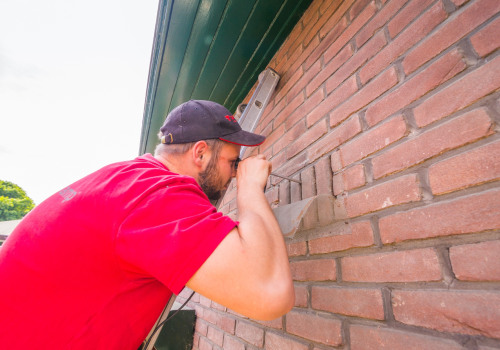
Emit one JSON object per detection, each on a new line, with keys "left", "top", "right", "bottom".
{"left": 184, "top": 0, "right": 500, "bottom": 348}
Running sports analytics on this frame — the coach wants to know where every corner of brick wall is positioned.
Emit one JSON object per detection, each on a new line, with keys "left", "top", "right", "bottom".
{"left": 191, "top": 0, "right": 500, "bottom": 348}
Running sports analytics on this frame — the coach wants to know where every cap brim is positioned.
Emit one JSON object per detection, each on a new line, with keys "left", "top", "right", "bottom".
{"left": 219, "top": 130, "right": 266, "bottom": 146}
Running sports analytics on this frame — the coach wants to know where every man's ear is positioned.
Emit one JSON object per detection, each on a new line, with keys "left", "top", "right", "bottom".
{"left": 192, "top": 140, "right": 209, "bottom": 168}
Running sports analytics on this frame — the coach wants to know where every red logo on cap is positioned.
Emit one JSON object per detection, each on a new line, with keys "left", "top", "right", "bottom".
{"left": 225, "top": 115, "right": 237, "bottom": 123}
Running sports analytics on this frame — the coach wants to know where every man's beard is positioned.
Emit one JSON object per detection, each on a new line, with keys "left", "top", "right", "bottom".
{"left": 198, "top": 157, "right": 227, "bottom": 201}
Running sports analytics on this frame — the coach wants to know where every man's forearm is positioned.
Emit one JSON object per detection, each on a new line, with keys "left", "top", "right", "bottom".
{"left": 236, "top": 182, "right": 294, "bottom": 298}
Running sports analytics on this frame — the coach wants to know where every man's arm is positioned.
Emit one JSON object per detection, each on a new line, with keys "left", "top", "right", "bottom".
{"left": 186, "top": 155, "right": 294, "bottom": 320}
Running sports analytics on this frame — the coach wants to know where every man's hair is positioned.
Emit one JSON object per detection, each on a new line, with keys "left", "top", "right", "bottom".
{"left": 154, "top": 133, "right": 225, "bottom": 158}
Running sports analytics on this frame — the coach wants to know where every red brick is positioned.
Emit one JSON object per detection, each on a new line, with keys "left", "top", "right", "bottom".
{"left": 200, "top": 295, "right": 213, "bottom": 307}
{"left": 360, "top": 1, "right": 447, "bottom": 84}
{"left": 290, "top": 259, "right": 337, "bottom": 281}
{"left": 356, "top": 0, "right": 408, "bottom": 47}
{"left": 312, "top": 286, "right": 384, "bottom": 320}
{"left": 339, "top": 115, "right": 407, "bottom": 167}
{"left": 308, "top": 0, "right": 346, "bottom": 43}
{"left": 332, "top": 174, "right": 342, "bottom": 195}
{"left": 345, "top": 174, "right": 421, "bottom": 218}
{"left": 277, "top": 177, "right": 290, "bottom": 204}
{"left": 332, "top": 66, "right": 399, "bottom": 127}
{"left": 392, "top": 290, "right": 500, "bottom": 338}
{"left": 326, "top": 30, "right": 387, "bottom": 94}
{"left": 331, "top": 150, "right": 342, "bottom": 172}
{"left": 321, "top": 1, "right": 377, "bottom": 64}
{"left": 450, "top": 240, "right": 500, "bottom": 281}
{"left": 264, "top": 332, "right": 308, "bottom": 350}
{"left": 265, "top": 185, "right": 279, "bottom": 206}
{"left": 274, "top": 90, "right": 305, "bottom": 128}
{"left": 291, "top": 36, "right": 324, "bottom": 80}
{"left": 294, "top": 284, "right": 308, "bottom": 308}
{"left": 275, "top": 66, "right": 304, "bottom": 104}
{"left": 286, "top": 310, "right": 343, "bottom": 346}
{"left": 429, "top": 140, "right": 500, "bottom": 195}
{"left": 320, "top": 14, "right": 350, "bottom": 57}
{"left": 288, "top": 60, "right": 322, "bottom": 103}
{"left": 207, "top": 325, "right": 224, "bottom": 347}
{"left": 263, "top": 145, "right": 274, "bottom": 160}
{"left": 310, "top": 221, "right": 374, "bottom": 254}
{"left": 287, "top": 241, "right": 307, "bottom": 257}
{"left": 235, "top": 321, "right": 264, "bottom": 347}
{"left": 319, "top": 0, "right": 342, "bottom": 15}
{"left": 195, "top": 319, "right": 209, "bottom": 337}
{"left": 387, "top": 0, "right": 434, "bottom": 38}
{"left": 479, "top": 346, "right": 500, "bottom": 350}
{"left": 274, "top": 121, "right": 307, "bottom": 156}
{"left": 261, "top": 123, "right": 285, "bottom": 153}
{"left": 471, "top": 15, "right": 500, "bottom": 57}
{"left": 307, "top": 114, "right": 362, "bottom": 163}
{"left": 379, "top": 189, "right": 500, "bottom": 243}
{"left": 451, "top": 0, "right": 470, "bottom": 5}
{"left": 333, "top": 163, "right": 366, "bottom": 195}
{"left": 223, "top": 335, "right": 245, "bottom": 350}
{"left": 222, "top": 185, "right": 237, "bottom": 207}
{"left": 414, "top": 54, "right": 500, "bottom": 127}
{"left": 314, "top": 156, "right": 333, "bottom": 195}
{"left": 201, "top": 308, "right": 219, "bottom": 325}
{"left": 373, "top": 107, "right": 494, "bottom": 179}
{"left": 179, "top": 287, "right": 195, "bottom": 299}
{"left": 276, "top": 69, "right": 299, "bottom": 93}
{"left": 303, "top": 1, "right": 350, "bottom": 67}
{"left": 403, "top": 0, "right": 500, "bottom": 74}
{"left": 254, "top": 317, "right": 283, "bottom": 330}
{"left": 306, "top": 43, "right": 354, "bottom": 98}
{"left": 217, "top": 314, "right": 235, "bottom": 334}
{"left": 199, "top": 336, "right": 212, "bottom": 350}
{"left": 274, "top": 39, "right": 294, "bottom": 68}
{"left": 285, "top": 89, "right": 325, "bottom": 130}
{"left": 342, "top": 248, "right": 442, "bottom": 282}
{"left": 219, "top": 202, "right": 231, "bottom": 216}
{"left": 350, "top": 324, "right": 465, "bottom": 350}
{"left": 260, "top": 99, "right": 284, "bottom": 133}
{"left": 365, "top": 48, "right": 466, "bottom": 127}
{"left": 285, "top": 40, "right": 320, "bottom": 83}
{"left": 210, "top": 301, "right": 225, "bottom": 313}
{"left": 287, "top": 119, "right": 328, "bottom": 159}
{"left": 301, "top": 0, "right": 322, "bottom": 27}
{"left": 278, "top": 12, "right": 303, "bottom": 57}
{"left": 301, "top": 166, "right": 316, "bottom": 199}
{"left": 228, "top": 198, "right": 238, "bottom": 213}
{"left": 349, "top": 0, "right": 372, "bottom": 20}
{"left": 276, "top": 152, "right": 308, "bottom": 179}
{"left": 270, "top": 146, "right": 287, "bottom": 173}
{"left": 309, "top": 76, "right": 358, "bottom": 128}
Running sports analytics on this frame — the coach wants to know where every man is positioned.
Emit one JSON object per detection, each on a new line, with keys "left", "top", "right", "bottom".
{"left": 0, "top": 100, "right": 294, "bottom": 349}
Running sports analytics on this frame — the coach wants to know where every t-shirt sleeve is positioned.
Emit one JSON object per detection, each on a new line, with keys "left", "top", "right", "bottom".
{"left": 115, "top": 179, "right": 237, "bottom": 294}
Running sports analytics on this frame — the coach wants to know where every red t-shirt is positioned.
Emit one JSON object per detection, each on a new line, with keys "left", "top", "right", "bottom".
{"left": 0, "top": 154, "right": 236, "bottom": 349}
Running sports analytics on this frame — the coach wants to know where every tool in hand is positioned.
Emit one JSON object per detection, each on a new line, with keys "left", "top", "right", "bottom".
{"left": 234, "top": 158, "right": 301, "bottom": 184}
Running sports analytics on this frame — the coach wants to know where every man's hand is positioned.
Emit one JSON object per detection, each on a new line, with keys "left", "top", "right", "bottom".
{"left": 236, "top": 154, "right": 272, "bottom": 191}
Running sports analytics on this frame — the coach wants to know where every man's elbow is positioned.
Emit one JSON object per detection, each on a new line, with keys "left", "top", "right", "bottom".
{"left": 257, "top": 280, "right": 295, "bottom": 321}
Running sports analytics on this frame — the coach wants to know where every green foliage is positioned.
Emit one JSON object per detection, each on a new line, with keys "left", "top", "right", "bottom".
{"left": 0, "top": 180, "right": 35, "bottom": 221}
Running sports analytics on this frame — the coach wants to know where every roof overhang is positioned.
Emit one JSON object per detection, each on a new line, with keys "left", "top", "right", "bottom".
{"left": 139, "top": 0, "right": 313, "bottom": 155}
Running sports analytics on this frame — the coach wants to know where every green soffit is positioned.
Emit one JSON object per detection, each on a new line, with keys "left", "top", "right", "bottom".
{"left": 139, "top": 0, "right": 313, "bottom": 155}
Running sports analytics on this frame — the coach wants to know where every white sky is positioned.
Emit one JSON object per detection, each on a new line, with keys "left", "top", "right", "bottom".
{"left": 0, "top": 0, "right": 159, "bottom": 204}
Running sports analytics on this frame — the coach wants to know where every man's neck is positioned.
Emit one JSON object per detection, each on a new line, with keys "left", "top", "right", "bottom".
{"left": 155, "top": 154, "right": 198, "bottom": 182}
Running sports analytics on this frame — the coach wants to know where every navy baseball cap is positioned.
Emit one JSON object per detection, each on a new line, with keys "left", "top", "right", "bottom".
{"left": 160, "top": 100, "right": 265, "bottom": 146}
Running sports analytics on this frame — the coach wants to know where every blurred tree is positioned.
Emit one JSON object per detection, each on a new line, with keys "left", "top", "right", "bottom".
{"left": 0, "top": 180, "right": 35, "bottom": 221}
